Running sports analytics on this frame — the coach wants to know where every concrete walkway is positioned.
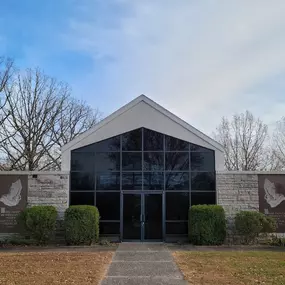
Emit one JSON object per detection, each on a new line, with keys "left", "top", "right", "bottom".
{"left": 101, "top": 243, "right": 187, "bottom": 285}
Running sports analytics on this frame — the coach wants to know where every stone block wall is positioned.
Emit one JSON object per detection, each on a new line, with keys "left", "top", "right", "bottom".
{"left": 216, "top": 172, "right": 259, "bottom": 238}
{"left": 28, "top": 172, "right": 69, "bottom": 219}
{"left": 0, "top": 171, "right": 69, "bottom": 238}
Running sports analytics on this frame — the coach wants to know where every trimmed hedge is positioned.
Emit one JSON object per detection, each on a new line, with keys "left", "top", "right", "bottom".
{"left": 235, "top": 211, "right": 277, "bottom": 244}
{"left": 189, "top": 205, "right": 226, "bottom": 245}
{"left": 64, "top": 205, "right": 99, "bottom": 245}
{"left": 17, "top": 206, "right": 57, "bottom": 244}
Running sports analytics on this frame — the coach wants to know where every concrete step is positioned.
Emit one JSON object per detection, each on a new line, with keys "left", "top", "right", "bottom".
{"left": 113, "top": 251, "right": 172, "bottom": 262}
{"left": 101, "top": 276, "right": 188, "bottom": 285}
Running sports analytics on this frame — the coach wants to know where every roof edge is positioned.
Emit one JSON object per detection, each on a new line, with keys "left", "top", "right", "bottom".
{"left": 62, "top": 94, "right": 224, "bottom": 152}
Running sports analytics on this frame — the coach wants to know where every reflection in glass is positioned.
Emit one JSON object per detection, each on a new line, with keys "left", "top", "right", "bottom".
{"left": 95, "top": 152, "right": 120, "bottom": 172}
{"left": 165, "top": 172, "right": 189, "bottom": 190}
{"left": 122, "top": 128, "right": 142, "bottom": 151}
{"left": 166, "top": 192, "right": 189, "bottom": 220}
{"left": 96, "top": 172, "right": 120, "bottom": 190}
{"left": 191, "top": 172, "right": 215, "bottom": 190}
{"left": 100, "top": 222, "right": 120, "bottom": 235}
{"left": 143, "top": 152, "right": 164, "bottom": 171}
{"left": 96, "top": 192, "right": 120, "bottom": 220}
{"left": 145, "top": 194, "right": 162, "bottom": 239}
{"left": 165, "top": 152, "right": 189, "bottom": 171}
{"left": 143, "top": 128, "right": 164, "bottom": 151}
{"left": 95, "top": 136, "right": 121, "bottom": 152}
{"left": 71, "top": 152, "right": 94, "bottom": 171}
{"left": 70, "top": 192, "right": 94, "bottom": 205}
{"left": 122, "top": 172, "right": 142, "bottom": 190}
{"left": 191, "top": 191, "right": 216, "bottom": 206}
{"left": 165, "top": 136, "right": 189, "bottom": 151}
{"left": 191, "top": 152, "right": 215, "bottom": 171}
{"left": 123, "top": 194, "right": 141, "bottom": 239}
{"left": 190, "top": 143, "right": 212, "bottom": 152}
{"left": 166, "top": 222, "right": 188, "bottom": 235}
{"left": 122, "top": 152, "right": 142, "bottom": 171}
{"left": 143, "top": 172, "right": 164, "bottom": 190}
{"left": 70, "top": 172, "right": 94, "bottom": 190}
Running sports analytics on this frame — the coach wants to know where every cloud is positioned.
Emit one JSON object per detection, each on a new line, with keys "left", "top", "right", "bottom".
{"left": 47, "top": 1, "right": 285, "bottom": 133}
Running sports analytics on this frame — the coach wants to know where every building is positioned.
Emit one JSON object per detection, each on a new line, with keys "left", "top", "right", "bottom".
{"left": 61, "top": 95, "right": 224, "bottom": 241}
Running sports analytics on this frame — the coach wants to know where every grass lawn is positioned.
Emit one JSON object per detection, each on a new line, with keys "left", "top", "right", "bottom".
{"left": 0, "top": 251, "right": 114, "bottom": 285}
{"left": 173, "top": 251, "right": 285, "bottom": 285}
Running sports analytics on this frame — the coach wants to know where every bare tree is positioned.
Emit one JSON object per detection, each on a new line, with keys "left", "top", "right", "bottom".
{"left": 0, "top": 68, "right": 70, "bottom": 170}
{"left": 272, "top": 117, "right": 285, "bottom": 170}
{"left": 214, "top": 111, "right": 269, "bottom": 170}
{"left": 0, "top": 57, "right": 14, "bottom": 123}
{"left": 0, "top": 67, "right": 101, "bottom": 170}
{"left": 43, "top": 98, "right": 101, "bottom": 169}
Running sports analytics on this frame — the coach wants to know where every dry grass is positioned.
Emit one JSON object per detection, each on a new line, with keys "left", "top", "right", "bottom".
{"left": 0, "top": 251, "right": 114, "bottom": 285}
{"left": 173, "top": 251, "right": 285, "bottom": 285}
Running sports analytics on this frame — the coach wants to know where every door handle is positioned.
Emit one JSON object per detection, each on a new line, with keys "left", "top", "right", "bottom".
{"left": 140, "top": 214, "right": 145, "bottom": 222}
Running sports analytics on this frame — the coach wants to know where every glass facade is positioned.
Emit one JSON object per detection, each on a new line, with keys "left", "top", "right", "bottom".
{"left": 70, "top": 127, "right": 216, "bottom": 240}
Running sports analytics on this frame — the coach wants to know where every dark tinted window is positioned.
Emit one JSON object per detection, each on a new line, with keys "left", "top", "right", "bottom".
{"left": 143, "top": 172, "right": 164, "bottom": 190}
{"left": 144, "top": 129, "right": 163, "bottom": 151}
{"left": 191, "top": 152, "right": 215, "bottom": 171}
{"left": 191, "top": 172, "right": 215, "bottom": 190}
{"left": 166, "top": 192, "right": 189, "bottom": 220}
{"left": 100, "top": 222, "right": 120, "bottom": 235}
{"left": 122, "top": 129, "right": 142, "bottom": 151}
{"left": 70, "top": 172, "right": 94, "bottom": 190}
{"left": 71, "top": 152, "right": 94, "bottom": 171}
{"left": 122, "top": 172, "right": 142, "bottom": 190}
{"left": 122, "top": 152, "right": 142, "bottom": 171}
{"left": 165, "top": 152, "right": 189, "bottom": 171}
{"left": 96, "top": 192, "right": 120, "bottom": 220}
{"left": 191, "top": 192, "right": 216, "bottom": 206}
{"left": 95, "top": 152, "right": 120, "bottom": 171}
{"left": 95, "top": 136, "right": 120, "bottom": 152}
{"left": 70, "top": 192, "right": 94, "bottom": 206}
{"left": 143, "top": 152, "right": 164, "bottom": 171}
{"left": 96, "top": 172, "right": 120, "bottom": 190}
{"left": 165, "top": 172, "right": 189, "bottom": 190}
{"left": 165, "top": 136, "right": 189, "bottom": 151}
{"left": 166, "top": 222, "right": 188, "bottom": 235}
{"left": 190, "top": 144, "right": 212, "bottom": 152}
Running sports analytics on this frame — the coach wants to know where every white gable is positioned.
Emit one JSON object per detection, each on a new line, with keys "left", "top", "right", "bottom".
{"left": 61, "top": 95, "right": 224, "bottom": 171}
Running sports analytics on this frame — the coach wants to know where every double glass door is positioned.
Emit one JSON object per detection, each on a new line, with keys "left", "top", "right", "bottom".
{"left": 123, "top": 193, "right": 163, "bottom": 241}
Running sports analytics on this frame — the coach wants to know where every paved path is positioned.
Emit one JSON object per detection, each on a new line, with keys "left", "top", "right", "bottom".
{"left": 101, "top": 243, "right": 187, "bottom": 285}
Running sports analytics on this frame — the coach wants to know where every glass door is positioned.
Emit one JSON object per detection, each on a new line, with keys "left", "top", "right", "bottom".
{"left": 144, "top": 194, "right": 163, "bottom": 240}
{"left": 122, "top": 193, "right": 163, "bottom": 241}
{"left": 123, "top": 194, "right": 142, "bottom": 240}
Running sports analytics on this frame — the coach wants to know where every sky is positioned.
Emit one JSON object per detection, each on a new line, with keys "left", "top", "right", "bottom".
{"left": 1, "top": 0, "right": 285, "bottom": 135}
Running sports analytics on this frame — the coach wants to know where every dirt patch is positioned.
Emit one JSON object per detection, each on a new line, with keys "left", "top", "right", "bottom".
{"left": 173, "top": 251, "right": 285, "bottom": 285}
{"left": 0, "top": 251, "right": 114, "bottom": 285}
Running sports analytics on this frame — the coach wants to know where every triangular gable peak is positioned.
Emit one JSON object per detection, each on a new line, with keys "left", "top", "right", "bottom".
{"left": 61, "top": 95, "right": 224, "bottom": 171}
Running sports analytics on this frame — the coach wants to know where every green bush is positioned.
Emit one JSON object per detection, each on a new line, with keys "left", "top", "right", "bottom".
{"left": 235, "top": 211, "right": 263, "bottom": 244}
{"left": 270, "top": 236, "right": 285, "bottom": 247}
{"left": 64, "top": 205, "right": 99, "bottom": 245}
{"left": 260, "top": 215, "right": 277, "bottom": 234}
{"left": 17, "top": 206, "right": 57, "bottom": 244}
{"left": 189, "top": 205, "right": 226, "bottom": 245}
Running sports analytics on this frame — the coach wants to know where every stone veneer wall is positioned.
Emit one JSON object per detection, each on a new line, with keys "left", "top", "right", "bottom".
{"left": 0, "top": 171, "right": 69, "bottom": 239}
{"left": 216, "top": 172, "right": 259, "bottom": 239}
{"left": 28, "top": 172, "right": 69, "bottom": 219}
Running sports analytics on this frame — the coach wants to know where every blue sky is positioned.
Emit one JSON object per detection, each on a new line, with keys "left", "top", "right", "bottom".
{"left": 1, "top": 0, "right": 285, "bottom": 134}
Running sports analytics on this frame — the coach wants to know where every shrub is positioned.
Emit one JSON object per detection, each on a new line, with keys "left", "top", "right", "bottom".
{"left": 17, "top": 206, "right": 57, "bottom": 244}
{"left": 189, "top": 205, "right": 226, "bottom": 245}
{"left": 64, "top": 205, "right": 99, "bottom": 245}
{"left": 235, "top": 211, "right": 263, "bottom": 244}
{"left": 271, "top": 236, "right": 285, "bottom": 247}
{"left": 260, "top": 215, "right": 277, "bottom": 234}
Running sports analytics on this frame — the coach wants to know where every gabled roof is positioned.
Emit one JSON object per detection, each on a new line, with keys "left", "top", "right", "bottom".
{"left": 62, "top": 94, "right": 223, "bottom": 152}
